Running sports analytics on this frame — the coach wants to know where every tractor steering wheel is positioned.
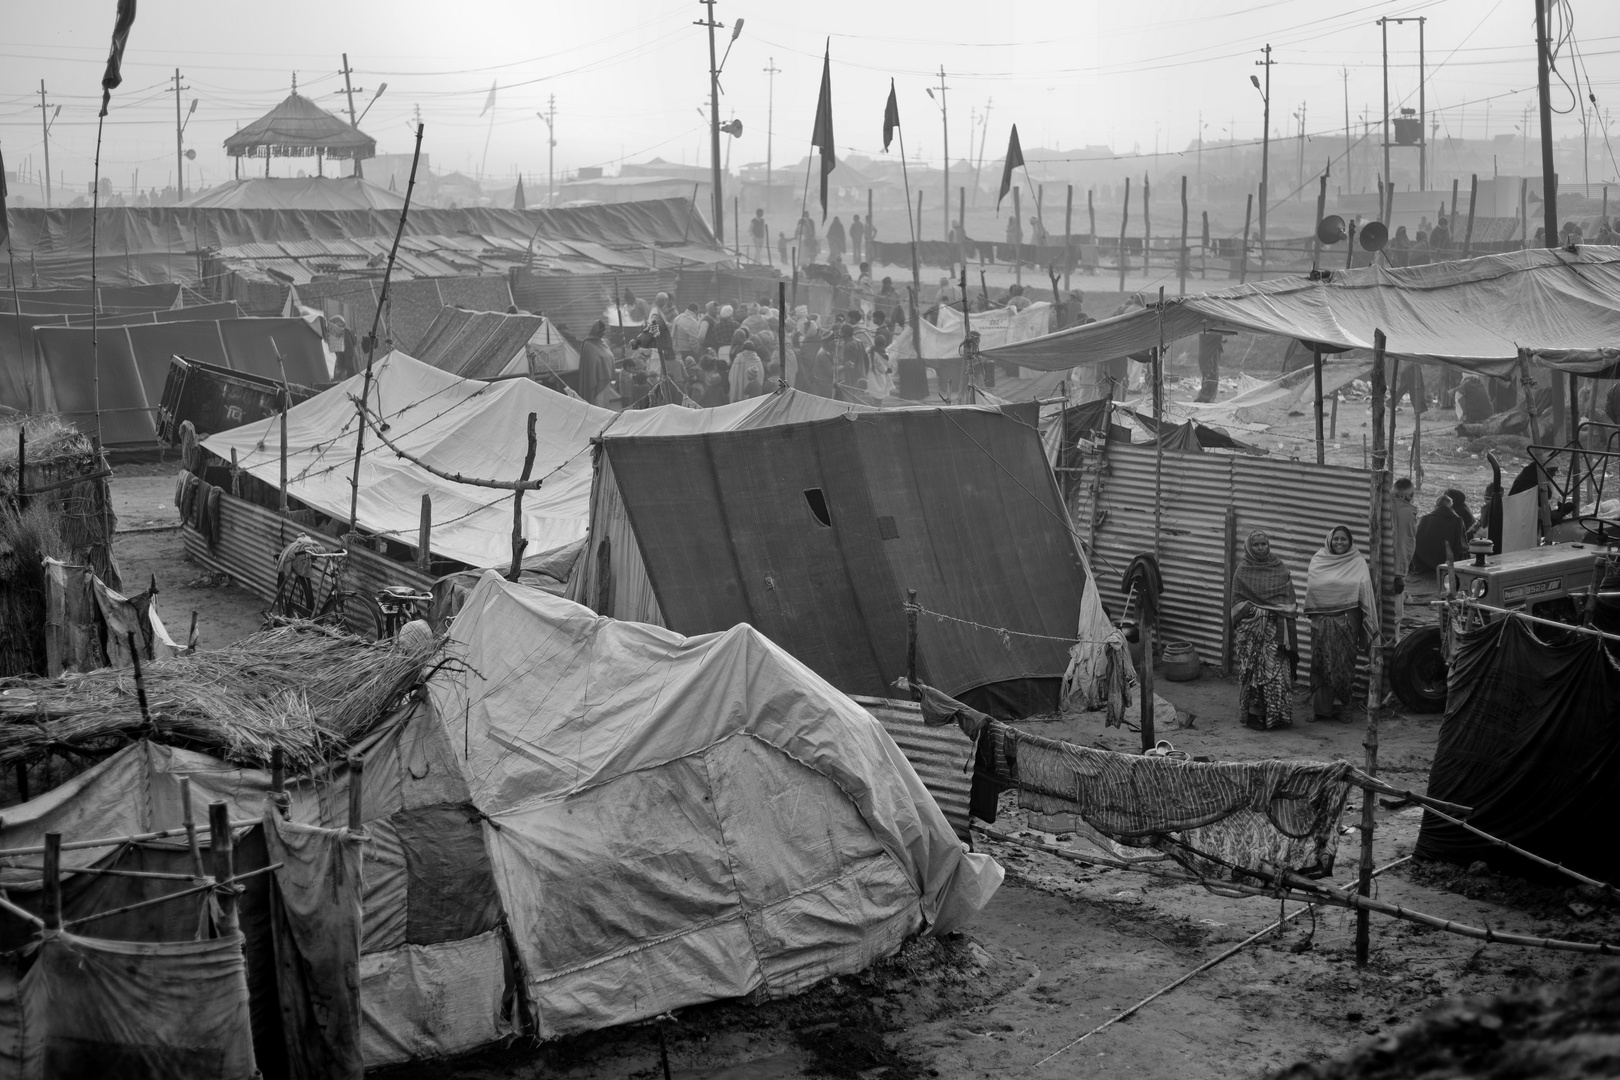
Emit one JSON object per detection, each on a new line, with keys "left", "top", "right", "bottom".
{"left": 1576, "top": 514, "right": 1620, "bottom": 543}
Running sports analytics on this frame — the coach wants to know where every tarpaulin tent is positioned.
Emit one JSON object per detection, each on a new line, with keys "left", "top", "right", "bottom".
{"left": 181, "top": 176, "right": 404, "bottom": 211}
{"left": 410, "top": 307, "right": 547, "bottom": 379}
{"left": 429, "top": 573, "right": 1002, "bottom": 1038}
{"left": 982, "top": 247, "right": 1620, "bottom": 378}
{"left": 582, "top": 404, "right": 1086, "bottom": 716}
{"left": 32, "top": 317, "right": 325, "bottom": 447}
{"left": 1415, "top": 615, "right": 1620, "bottom": 880}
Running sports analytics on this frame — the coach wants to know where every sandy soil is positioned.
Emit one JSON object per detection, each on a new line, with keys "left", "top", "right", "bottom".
{"left": 107, "top": 444, "right": 1611, "bottom": 1080}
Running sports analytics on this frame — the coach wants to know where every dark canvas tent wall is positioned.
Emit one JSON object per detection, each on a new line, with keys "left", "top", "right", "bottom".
{"left": 410, "top": 306, "right": 545, "bottom": 379}
{"left": 32, "top": 317, "right": 325, "bottom": 447}
{"left": 594, "top": 405, "right": 1086, "bottom": 716}
{"left": 1415, "top": 616, "right": 1620, "bottom": 880}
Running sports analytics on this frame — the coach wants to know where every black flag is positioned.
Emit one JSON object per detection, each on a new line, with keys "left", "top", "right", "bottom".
{"left": 810, "top": 42, "right": 836, "bottom": 221}
{"left": 882, "top": 80, "right": 900, "bottom": 152}
{"left": 997, "top": 124, "right": 1024, "bottom": 211}
{"left": 99, "top": 0, "right": 137, "bottom": 117}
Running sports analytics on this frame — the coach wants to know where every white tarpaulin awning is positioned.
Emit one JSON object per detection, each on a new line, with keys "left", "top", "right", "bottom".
{"left": 982, "top": 247, "right": 1620, "bottom": 378}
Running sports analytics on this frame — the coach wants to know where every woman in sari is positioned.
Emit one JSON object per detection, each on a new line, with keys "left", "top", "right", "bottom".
{"left": 1230, "top": 530, "right": 1299, "bottom": 729}
{"left": 1305, "top": 525, "right": 1379, "bottom": 720}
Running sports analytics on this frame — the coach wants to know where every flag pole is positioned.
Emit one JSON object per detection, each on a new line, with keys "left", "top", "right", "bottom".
{"left": 892, "top": 92, "right": 924, "bottom": 397}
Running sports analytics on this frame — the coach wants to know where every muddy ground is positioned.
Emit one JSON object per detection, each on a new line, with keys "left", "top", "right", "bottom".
{"left": 106, "top": 413, "right": 1613, "bottom": 1078}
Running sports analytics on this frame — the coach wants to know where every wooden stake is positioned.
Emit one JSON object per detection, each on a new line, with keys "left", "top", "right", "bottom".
{"left": 416, "top": 493, "right": 432, "bottom": 573}
{"left": 508, "top": 412, "right": 538, "bottom": 581}
{"left": 1463, "top": 174, "right": 1478, "bottom": 258}
{"left": 208, "top": 802, "right": 240, "bottom": 938}
{"left": 278, "top": 388, "right": 289, "bottom": 515}
{"left": 1012, "top": 186, "right": 1022, "bottom": 286}
{"left": 1239, "top": 193, "right": 1254, "bottom": 285}
{"left": 1178, "top": 175, "right": 1189, "bottom": 296}
{"left": 1117, "top": 178, "right": 1131, "bottom": 293}
{"left": 1063, "top": 184, "right": 1074, "bottom": 291}
{"left": 347, "top": 755, "right": 365, "bottom": 832}
{"left": 43, "top": 833, "right": 61, "bottom": 930}
{"left": 1330, "top": 391, "right": 1339, "bottom": 441}
{"left": 1313, "top": 345, "right": 1326, "bottom": 465}
{"left": 1355, "top": 690, "right": 1380, "bottom": 966}
{"left": 1448, "top": 178, "right": 1459, "bottom": 255}
{"left": 269, "top": 747, "right": 287, "bottom": 819}
{"left": 1370, "top": 330, "right": 1388, "bottom": 471}
{"left": 1087, "top": 188, "right": 1096, "bottom": 249}
{"left": 1142, "top": 175, "right": 1151, "bottom": 280}
{"left": 179, "top": 776, "right": 207, "bottom": 879}
{"left": 127, "top": 632, "right": 153, "bottom": 731}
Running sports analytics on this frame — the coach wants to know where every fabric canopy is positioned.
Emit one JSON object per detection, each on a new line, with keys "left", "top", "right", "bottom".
{"left": 983, "top": 247, "right": 1620, "bottom": 378}
{"left": 429, "top": 573, "right": 1002, "bottom": 1038}
{"left": 203, "top": 354, "right": 875, "bottom": 571}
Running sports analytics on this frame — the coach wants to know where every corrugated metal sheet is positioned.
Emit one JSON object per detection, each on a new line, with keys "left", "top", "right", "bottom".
{"left": 183, "top": 487, "right": 435, "bottom": 633}
{"left": 1073, "top": 442, "right": 1396, "bottom": 685}
{"left": 852, "top": 696, "right": 973, "bottom": 841}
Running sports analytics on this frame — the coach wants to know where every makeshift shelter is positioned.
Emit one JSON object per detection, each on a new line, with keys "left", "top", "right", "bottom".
{"left": 409, "top": 306, "right": 548, "bottom": 379}
{"left": 224, "top": 90, "right": 375, "bottom": 165}
{"left": 31, "top": 317, "right": 325, "bottom": 448}
{"left": 428, "top": 573, "right": 1002, "bottom": 1038}
{"left": 980, "top": 247, "right": 1620, "bottom": 379}
{"left": 1415, "top": 615, "right": 1620, "bottom": 880}
{"left": 572, "top": 404, "right": 1087, "bottom": 716}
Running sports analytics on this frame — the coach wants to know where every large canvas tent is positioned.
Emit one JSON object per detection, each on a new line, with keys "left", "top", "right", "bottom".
{"left": 32, "top": 317, "right": 325, "bottom": 447}
{"left": 430, "top": 573, "right": 1001, "bottom": 1038}
{"left": 574, "top": 404, "right": 1087, "bottom": 716}
{"left": 982, "top": 247, "right": 1620, "bottom": 378}
{"left": 180, "top": 176, "right": 406, "bottom": 211}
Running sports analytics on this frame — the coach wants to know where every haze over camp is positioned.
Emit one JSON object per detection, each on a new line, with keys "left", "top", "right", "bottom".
{"left": 1, "top": 1, "right": 1619, "bottom": 1077}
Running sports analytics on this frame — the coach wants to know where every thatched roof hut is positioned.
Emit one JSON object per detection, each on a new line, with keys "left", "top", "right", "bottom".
{"left": 224, "top": 88, "right": 375, "bottom": 162}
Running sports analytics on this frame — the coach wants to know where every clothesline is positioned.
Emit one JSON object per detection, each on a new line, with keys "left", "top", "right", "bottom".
{"left": 907, "top": 602, "right": 1116, "bottom": 647}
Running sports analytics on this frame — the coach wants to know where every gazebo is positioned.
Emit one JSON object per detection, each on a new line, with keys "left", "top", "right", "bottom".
{"left": 224, "top": 77, "right": 375, "bottom": 178}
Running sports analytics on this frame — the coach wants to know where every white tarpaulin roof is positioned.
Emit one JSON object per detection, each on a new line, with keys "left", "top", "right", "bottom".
{"left": 429, "top": 573, "right": 1003, "bottom": 1038}
{"left": 983, "top": 247, "right": 1620, "bottom": 378}
{"left": 204, "top": 353, "right": 869, "bottom": 570}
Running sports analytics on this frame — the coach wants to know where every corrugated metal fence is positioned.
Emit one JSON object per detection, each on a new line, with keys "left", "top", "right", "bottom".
{"left": 1073, "top": 442, "right": 1394, "bottom": 683}
{"left": 854, "top": 696, "right": 973, "bottom": 841}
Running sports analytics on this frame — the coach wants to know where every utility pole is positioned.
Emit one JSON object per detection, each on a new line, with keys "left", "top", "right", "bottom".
{"left": 696, "top": 0, "right": 725, "bottom": 244}
{"left": 938, "top": 67, "right": 950, "bottom": 239}
{"left": 539, "top": 96, "right": 557, "bottom": 208}
{"left": 1295, "top": 100, "right": 1307, "bottom": 198}
{"left": 763, "top": 57, "right": 780, "bottom": 214}
{"left": 1535, "top": 0, "right": 1558, "bottom": 245}
{"left": 36, "top": 81, "right": 53, "bottom": 208}
{"left": 1382, "top": 19, "right": 1391, "bottom": 220}
{"left": 972, "top": 97, "right": 992, "bottom": 206}
{"left": 173, "top": 69, "right": 189, "bottom": 200}
{"left": 1343, "top": 68, "right": 1352, "bottom": 195}
{"left": 1419, "top": 17, "right": 1427, "bottom": 193}
{"left": 340, "top": 53, "right": 362, "bottom": 177}
{"left": 1254, "top": 44, "right": 1274, "bottom": 276}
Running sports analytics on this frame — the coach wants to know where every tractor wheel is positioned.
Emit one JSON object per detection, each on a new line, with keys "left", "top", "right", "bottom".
{"left": 1389, "top": 625, "right": 1447, "bottom": 714}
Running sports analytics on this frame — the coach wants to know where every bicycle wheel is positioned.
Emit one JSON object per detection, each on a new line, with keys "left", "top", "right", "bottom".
{"left": 317, "top": 590, "right": 385, "bottom": 641}
{"left": 273, "top": 573, "right": 316, "bottom": 620}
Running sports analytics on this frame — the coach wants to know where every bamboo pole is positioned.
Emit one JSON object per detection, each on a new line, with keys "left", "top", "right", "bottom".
{"left": 179, "top": 776, "right": 207, "bottom": 879}
{"left": 1064, "top": 184, "right": 1074, "bottom": 291}
{"left": 1012, "top": 186, "right": 1022, "bottom": 287}
{"left": 42, "top": 833, "right": 61, "bottom": 930}
{"left": 0, "top": 819, "right": 261, "bottom": 858}
{"left": 416, "top": 494, "right": 432, "bottom": 572}
{"left": 508, "top": 412, "right": 538, "bottom": 580}
{"left": 347, "top": 755, "right": 365, "bottom": 832}
{"left": 357, "top": 407, "right": 542, "bottom": 490}
{"left": 1087, "top": 188, "right": 1096, "bottom": 250}
{"left": 1142, "top": 175, "right": 1151, "bottom": 279}
{"left": 1313, "top": 346, "right": 1326, "bottom": 464}
{"left": 1239, "top": 193, "right": 1253, "bottom": 285}
{"left": 1221, "top": 506, "right": 1237, "bottom": 676}
{"left": 1462, "top": 174, "right": 1478, "bottom": 258}
{"left": 209, "top": 803, "right": 240, "bottom": 937}
{"left": 1178, "top": 175, "right": 1189, "bottom": 296}
{"left": 1117, "top": 179, "right": 1131, "bottom": 293}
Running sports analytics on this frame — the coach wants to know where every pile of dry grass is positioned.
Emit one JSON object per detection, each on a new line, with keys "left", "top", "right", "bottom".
{"left": 0, "top": 501, "right": 71, "bottom": 678}
{"left": 0, "top": 622, "right": 442, "bottom": 770}
{"left": 0, "top": 414, "right": 117, "bottom": 591}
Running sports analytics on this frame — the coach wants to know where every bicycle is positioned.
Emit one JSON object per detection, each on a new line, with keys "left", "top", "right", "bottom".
{"left": 269, "top": 535, "right": 384, "bottom": 640}
{"left": 375, "top": 585, "right": 434, "bottom": 639}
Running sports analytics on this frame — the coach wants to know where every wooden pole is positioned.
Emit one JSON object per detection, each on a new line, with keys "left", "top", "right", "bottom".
{"left": 916, "top": 189, "right": 924, "bottom": 245}
{"left": 1064, "top": 184, "right": 1074, "bottom": 291}
{"left": 1200, "top": 210, "right": 1210, "bottom": 278}
{"left": 278, "top": 390, "right": 288, "bottom": 515}
{"left": 1359, "top": 326, "right": 1389, "bottom": 965}
{"left": 1221, "top": 506, "right": 1237, "bottom": 677}
{"left": 1313, "top": 345, "right": 1326, "bottom": 464}
{"left": 1313, "top": 169, "right": 1329, "bottom": 275}
{"left": 179, "top": 776, "right": 208, "bottom": 879}
{"left": 1330, "top": 391, "right": 1339, "bottom": 441}
{"left": 508, "top": 412, "right": 538, "bottom": 581}
{"left": 349, "top": 122, "right": 425, "bottom": 536}
{"left": 208, "top": 802, "right": 240, "bottom": 938}
{"left": 1012, "top": 187, "right": 1022, "bottom": 287}
{"left": 1462, "top": 173, "right": 1478, "bottom": 258}
{"left": 1087, "top": 188, "right": 1096, "bottom": 247}
{"left": 416, "top": 494, "right": 432, "bottom": 572}
{"left": 867, "top": 188, "right": 874, "bottom": 258}
{"left": 1519, "top": 177, "right": 1529, "bottom": 247}
{"left": 1371, "top": 330, "right": 1388, "bottom": 471}
{"left": 1388, "top": 355, "right": 1402, "bottom": 477}
{"left": 1447, "top": 178, "right": 1459, "bottom": 256}
{"left": 1142, "top": 175, "right": 1151, "bottom": 280}
{"left": 905, "top": 589, "right": 920, "bottom": 700}
{"left": 958, "top": 187, "right": 967, "bottom": 278}
{"left": 1118, "top": 178, "right": 1131, "bottom": 293}
{"left": 347, "top": 755, "right": 365, "bottom": 832}
{"left": 43, "top": 833, "right": 61, "bottom": 930}
{"left": 270, "top": 746, "right": 288, "bottom": 819}
{"left": 1178, "top": 176, "right": 1189, "bottom": 295}
{"left": 1355, "top": 660, "right": 1381, "bottom": 965}
{"left": 1239, "top": 193, "right": 1254, "bottom": 285}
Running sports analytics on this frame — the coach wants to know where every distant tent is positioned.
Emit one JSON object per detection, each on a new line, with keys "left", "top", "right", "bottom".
{"left": 179, "top": 176, "right": 404, "bottom": 211}
{"left": 513, "top": 174, "right": 526, "bottom": 211}
{"left": 224, "top": 90, "right": 375, "bottom": 163}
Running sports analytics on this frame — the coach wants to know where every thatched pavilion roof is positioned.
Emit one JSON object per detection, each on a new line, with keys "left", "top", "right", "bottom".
{"left": 225, "top": 91, "right": 375, "bottom": 161}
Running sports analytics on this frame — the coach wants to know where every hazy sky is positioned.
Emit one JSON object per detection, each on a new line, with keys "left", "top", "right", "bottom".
{"left": 3, "top": 0, "right": 1619, "bottom": 192}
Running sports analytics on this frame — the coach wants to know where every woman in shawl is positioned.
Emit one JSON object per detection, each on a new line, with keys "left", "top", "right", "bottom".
{"left": 1305, "top": 525, "right": 1379, "bottom": 721}
{"left": 1230, "top": 530, "right": 1299, "bottom": 729}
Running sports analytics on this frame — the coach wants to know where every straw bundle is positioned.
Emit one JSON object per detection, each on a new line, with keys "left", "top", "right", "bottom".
{"left": 0, "top": 414, "right": 118, "bottom": 590}
{"left": 0, "top": 502, "right": 70, "bottom": 677}
{"left": 0, "top": 622, "right": 441, "bottom": 770}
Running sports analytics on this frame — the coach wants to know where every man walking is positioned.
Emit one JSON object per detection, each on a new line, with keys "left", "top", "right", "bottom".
{"left": 849, "top": 214, "right": 866, "bottom": 263}
{"left": 748, "top": 209, "right": 769, "bottom": 264}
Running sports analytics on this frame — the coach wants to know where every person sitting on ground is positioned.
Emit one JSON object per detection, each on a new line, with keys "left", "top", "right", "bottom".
{"left": 1410, "top": 494, "right": 1468, "bottom": 577}
{"left": 1005, "top": 283, "right": 1032, "bottom": 311}
{"left": 1443, "top": 487, "right": 1477, "bottom": 538}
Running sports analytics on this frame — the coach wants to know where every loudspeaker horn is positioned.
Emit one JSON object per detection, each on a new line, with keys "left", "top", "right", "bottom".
{"left": 1315, "top": 215, "right": 1347, "bottom": 245}
{"left": 1359, "top": 221, "right": 1389, "bottom": 252}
